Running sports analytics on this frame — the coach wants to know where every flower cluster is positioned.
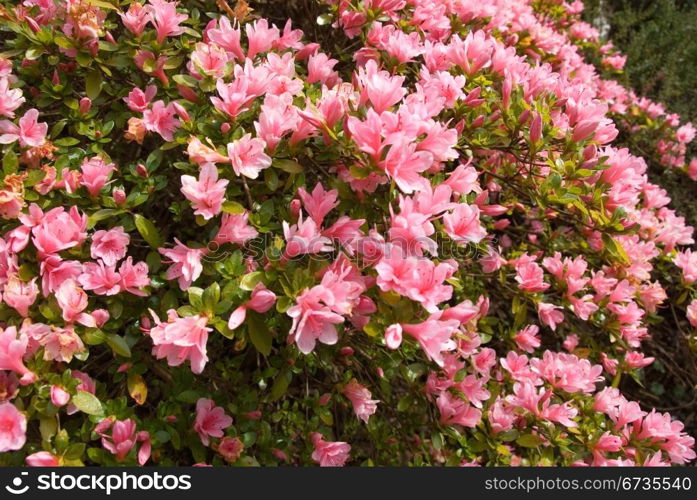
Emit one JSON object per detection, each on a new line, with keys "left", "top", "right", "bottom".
{"left": 0, "top": 0, "right": 694, "bottom": 467}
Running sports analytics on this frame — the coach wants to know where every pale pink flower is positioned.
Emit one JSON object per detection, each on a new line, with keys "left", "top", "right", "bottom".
{"left": 159, "top": 239, "right": 206, "bottom": 290}
{"left": 0, "top": 108, "right": 47, "bottom": 147}
{"left": 0, "top": 78, "right": 25, "bottom": 118}
{"left": 0, "top": 326, "right": 36, "bottom": 385}
{"left": 287, "top": 286, "right": 344, "bottom": 354}
{"left": 50, "top": 386, "right": 70, "bottom": 407}
{"left": 55, "top": 279, "right": 95, "bottom": 326}
{"left": 118, "top": 257, "right": 150, "bottom": 296}
{"left": 443, "top": 203, "right": 486, "bottom": 244}
{"left": 282, "top": 214, "right": 333, "bottom": 260}
{"left": 206, "top": 17, "right": 244, "bottom": 60}
{"left": 214, "top": 212, "right": 259, "bottom": 246}
{"left": 91, "top": 226, "right": 129, "bottom": 266}
{"left": 145, "top": 0, "right": 188, "bottom": 44}
{"left": 148, "top": 309, "right": 210, "bottom": 374}
{"left": 194, "top": 398, "right": 233, "bottom": 446}
{"left": 26, "top": 451, "right": 60, "bottom": 466}
{"left": 32, "top": 206, "right": 87, "bottom": 256}
{"left": 228, "top": 284, "right": 276, "bottom": 329}
{"left": 120, "top": 2, "right": 150, "bottom": 36}
{"left": 98, "top": 418, "right": 150, "bottom": 464}
{"left": 307, "top": 52, "right": 338, "bottom": 85}
{"left": 343, "top": 379, "right": 379, "bottom": 423}
{"left": 514, "top": 325, "right": 541, "bottom": 353}
{"left": 385, "top": 323, "right": 403, "bottom": 349}
{"left": 674, "top": 250, "right": 697, "bottom": 283}
{"left": 514, "top": 255, "right": 550, "bottom": 293}
{"left": 297, "top": 184, "right": 338, "bottom": 226}
{"left": 78, "top": 261, "right": 122, "bottom": 296}
{"left": 537, "top": 302, "right": 564, "bottom": 331}
{"left": 245, "top": 19, "right": 279, "bottom": 60}
{"left": 190, "top": 42, "right": 229, "bottom": 79}
{"left": 401, "top": 318, "right": 458, "bottom": 367}
{"left": 142, "top": 100, "right": 181, "bottom": 141}
{"left": 124, "top": 85, "right": 157, "bottom": 112}
{"left": 180, "top": 163, "right": 228, "bottom": 220}
{"left": 0, "top": 402, "right": 26, "bottom": 452}
{"left": 311, "top": 433, "right": 350, "bottom": 467}
{"left": 2, "top": 274, "right": 38, "bottom": 317}
{"left": 41, "top": 326, "right": 85, "bottom": 363}
{"left": 227, "top": 134, "right": 271, "bottom": 180}
{"left": 357, "top": 60, "right": 406, "bottom": 113}
{"left": 381, "top": 138, "right": 432, "bottom": 194}
{"left": 80, "top": 156, "right": 116, "bottom": 197}
{"left": 687, "top": 299, "right": 697, "bottom": 328}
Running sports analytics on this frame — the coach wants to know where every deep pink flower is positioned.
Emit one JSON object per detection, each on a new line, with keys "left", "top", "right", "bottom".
{"left": 194, "top": 398, "right": 233, "bottom": 446}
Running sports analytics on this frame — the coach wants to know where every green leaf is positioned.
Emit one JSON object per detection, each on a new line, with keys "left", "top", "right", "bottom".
{"left": 64, "top": 443, "right": 86, "bottom": 460}
{"left": 240, "top": 271, "right": 264, "bottom": 291}
{"left": 106, "top": 334, "right": 131, "bottom": 357}
{"left": 3, "top": 149, "right": 18, "bottom": 175}
{"left": 269, "top": 368, "right": 292, "bottom": 401}
{"left": 222, "top": 200, "right": 246, "bottom": 214}
{"left": 88, "top": 209, "right": 123, "bottom": 229}
{"left": 72, "top": 390, "right": 103, "bottom": 416}
{"left": 516, "top": 433, "right": 544, "bottom": 448}
{"left": 85, "top": 70, "right": 103, "bottom": 100}
{"left": 247, "top": 311, "right": 272, "bottom": 356}
{"left": 273, "top": 159, "right": 303, "bottom": 174}
{"left": 134, "top": 214, "right": 164, "bottom": 249}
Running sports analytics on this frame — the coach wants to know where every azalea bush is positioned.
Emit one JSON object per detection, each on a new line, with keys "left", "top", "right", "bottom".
{"left": 0, "top": 0, "right": 696, "bottom": 467}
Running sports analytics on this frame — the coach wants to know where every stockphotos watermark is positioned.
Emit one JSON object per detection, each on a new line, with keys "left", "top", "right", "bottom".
{"left": 2, "top": 470, "right": 191, "bottom": 496}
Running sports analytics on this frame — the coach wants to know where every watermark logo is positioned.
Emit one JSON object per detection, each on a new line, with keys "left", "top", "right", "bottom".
{"left": 5, "top": 472, "right": 29, "bottom": 495}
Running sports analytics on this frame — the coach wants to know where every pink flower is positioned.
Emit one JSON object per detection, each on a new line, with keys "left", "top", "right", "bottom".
{"left": 245, "top": 19, "right": 279, "bottom": 59}
{"left": 214, "top": 211, "right": 259, "bottom": 246}
{"left": 180, "top": 163, "right": 229, "bottom": 220}
{"left": 50, "top": 386, "right": 70, "bottom": 407}
{"left": 119, "top": 257, "right": 150, "bottom": 296}
{"left": 0, "top": 108, "right": 47, "bottom": 147}
{"left": 282, "top": 213, "right": 333, "bottom": 260}
{"left": 381, "top": 138, "right": 432, "bottom": 194}
{"left": 357, "top": 60, "right": 406, "bottom": 113}
{"left": 385, "top": 323, "right": 403, "bottom": 349}
{"left": 148, "top": 309, "right": 210, "bottom": 374}
{"left": 228, "top": 284, "right": 276, "bottom": 329}
{"left": 226, "top": 133, "right": 272, "bottom": 180}
{"left": 287, "top": 286, "right": 344, "bottom": 354}
{"left": 124, "top": 85, "right": 157, "bottom": 112}
{"left": 159, "top": 239, "right": 206, "bottom": 290}
{"left": 26, "top": 451, "right": 60, "bottom": 466}
{"left": 91, "top": 226, "right": 129, "bottom": 266}
{"left": 0, "top": 326, "right": 36, "bottom": 385}
{"left": 190, "top": 42, "right": 229, "bottom": 79}
{"left": 0, "top": 402, "right": 26, "bottom": 452}
{"left": 311, "top": 433, "right": 350, "bottom": 467}
{"left": 343, "top": 379, "right": 379, "bottom": 423}
{"left": 55, "top": 279, "right": 95, "bottom": 326}
{"left": 41, "top": 326, "right": 85, "bottom": 363}
{"left": 194, "top": 398, "right": 233, "bottom": 446}
{"left": 143, "top": 100, "right": 181, "bottom": 141}
{"left": 80, "top": 156, "right": 116, "bottom": 197}
{"left": 98, "top": 418, "right": 150, "bottom": 464}
{"left": 674, "top": 250, "right": 697, "bottom": 283}
{"left": 537, "top": 302, "right": 565, "bottom": 331}
{"left": 401, "top": 318, "right": 458, "bottom": 367}
{"left": 2, "top": 274, "right": 38, "bottom": 317}
{"left": 443, "top": 203, "right": 486, "bottom": 244}
{"left": 297, "top": 183, "right": 339, "bottom": 226}
{"left": 211, "top": 78, "right": 254, "bottom": 119}
{"left": 514, "top": 255, "right": 550, "bottom": 293}
{"left": 145, "top": 0, "right": 188, "bottom": 44}
{"left": 32, "top": 206, "right": 87, "bottom": 256}
{"left": 78, "top": 261, "right": 122, "bottom": 296}
{"left": 218, "top": 436, "right": 244, "bottom": 462}
{"left": 436, "top": 392, "right": 482, "bottom": 427}
{"left": 514, "top": 325, "right": 541, "bottom": 353}
{"left": 0, "top": 78, "right": 25, "bottom": 118}
{"left": 687, "top": 299, "right": 697, "bottom": 328}
{"left": 307, "top": 52, "right": 338, "bottom": 85}
{"left": 206, "top": 17, "right": 244, "bottom": 61}
{"left": 120, "top": 2, "right": 150, "bottom": 36}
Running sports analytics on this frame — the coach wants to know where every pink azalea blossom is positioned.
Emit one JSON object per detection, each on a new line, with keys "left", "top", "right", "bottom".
{"left": 26, "top": 451, "right": 60, "bottom": 466}
{"left": 118, "top": 257, "right": 150, "bottom": 296}
{"left": 282, "top": 213, "right": 333, "bottom": 260}
{"left": 0, "top": 78, "right": 25, "bottom": 118}
{"left": 194, "top": 398, "right": 233, "bottom": 446}
{"left": 287, "top": 286, "right": 344, "bottom": 354}
{"left": 124, "top": 85, "right": 157, "bottom": 112}
{"left": 443, "top": 203, "right": 487, "bottom": 244}
{"left": 159, "top": 239, "right": 206, "bottom": 290}
{"left": 0, "top": 108, "right": 47, "bottom": 147}
{"left": 180, "top": 163, "right": 229, "bottom": 220}
{"left": 91, "top": 226, "right": 129, "bottom": 266}
{"left": 148, "top": 309, "right": 210, "bottom": 374}
{"left": 50, "top": 386, "right": 70, "bottom": 407}
{"left": 2, "top": 274, "right": 38, "bottom": 317}
{"left": 214, "top": 211, "right": 259, "bottom": 246}
{"left": 143, "top": 100, "right": 181, "bottom": 141}
{"left": 55, "top": 279, "right": 95, "bottom": 326}
{"left": 297, "top": 183, "right": 338, "bottom": 226}
{"left": 343, "top": 379, "right": 379, "bottom": 423}
{"left": 80, "top": 156, "right": 116, "bottom": 197}
{"left": 0, "top": 402, "right": 26, "bottom": 452}
{"left": 78, "top": 261, "right": 122, "bottom": 296}
{"left": 145, "top": 0, "right": 188, "bottom": 44}
{"left": 537, "top": 302, "right": 565, "bottom": 331}
{"left": 120, "top": 2, "right": 150, "bottom": 36}
{"left": 226, "top": 133, "right": 272, "bottom": 180}
{"left": 311, "top": 433, "right": 350, "bottom": 467}
{"left": 0, "top": 326, "right": 36, "bottom": 385}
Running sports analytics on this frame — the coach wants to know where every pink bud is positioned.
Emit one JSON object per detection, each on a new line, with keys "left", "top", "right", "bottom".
{"left": 113, "top": 188, "right": 126, "bottom": 206}
{"left": 571, "top": 120, "right": 598, "bottom": 142}
{"left": 471, "top": 115, "right": 485, "bottom": 128}
{"left": 340, "top": 346, "right": 354, "bottom": 356}
{"left": 385, "top": 324, "right": 403, "bottom": 350}
{"left": 177, "top": 84, "right": 199, "bottom": 103}
{"left": 172, "top": 102, "right": 190, "bottom": 121}
{"left": 79, "top": 97, "right": 92, "bottom": 114}
{"left": 117, "top": 363, "right": 132, "bottom": 373}
{"left": 318, "top": 393, "right": 331, "bottom": 406}
{"left": 583, "top": 144, "right": 597, "bottom": 161}
{"left": 135, "top": 164, "right": 149, "bottom": 178}
{"left": 289, "top": 199, "right": 301, "bottom": 219}
{"left": 518, "top": 109, "right": 531, "bottom": 125}
{"left": 26, "top": 451, "right": 60, "bottom": 467}
{"left": 245, "top": 410, "right": 262, "bottom": 419}
{"left": 51, "top": 386, "right": 71, "bottom": 407}
{"left": 272, "top": 448, "right": 288, "bottom": 461}
{"left": 105, "top": 31, "right": 117, "bottom": 45}
{"left": 165, "top": 415, "right": 177, "bottom": 423}
{"left": 220, "top": 122, "right": 231, "bottom": 134}
{"left": 26, "top": 16, "right": 41, "bottom": 33}
{"left": 52, "top": 70, "right": 60, "bottom": 86}
{"left": 530, "top": 112, "right": 542, "bottom": 143}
